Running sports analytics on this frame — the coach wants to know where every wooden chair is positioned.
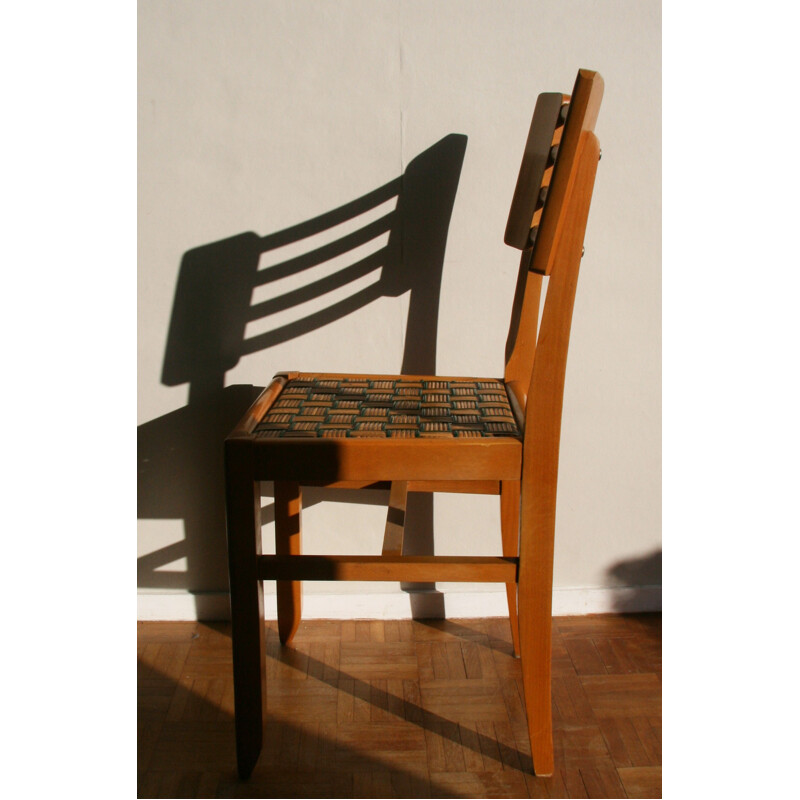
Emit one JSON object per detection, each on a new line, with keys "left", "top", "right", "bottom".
{"left": 225, "top": 68, "right": 604, "bottom": 779}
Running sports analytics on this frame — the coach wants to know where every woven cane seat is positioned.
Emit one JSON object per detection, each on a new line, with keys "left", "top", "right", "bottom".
{"left": 253, "top": 375, "right": 521, "bottom": 440}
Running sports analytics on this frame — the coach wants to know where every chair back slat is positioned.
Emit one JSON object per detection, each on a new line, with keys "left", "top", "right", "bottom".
{"left": 504, "top": 92, "right": 566, "bottom": 250}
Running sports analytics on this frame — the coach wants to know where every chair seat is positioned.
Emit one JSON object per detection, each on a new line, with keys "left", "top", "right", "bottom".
{"left": 242, "top": 372, "right": 523, "bottom": 483}
{"left": 254, "top": 373, "right": 521, "bottom": 440}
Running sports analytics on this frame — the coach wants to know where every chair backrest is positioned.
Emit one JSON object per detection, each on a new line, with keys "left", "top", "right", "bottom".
{"left": 503, "top": 68, "right": 603, "bottom": 578}
{"left": 503, "top": 68, "right": 603, "bottom": 414}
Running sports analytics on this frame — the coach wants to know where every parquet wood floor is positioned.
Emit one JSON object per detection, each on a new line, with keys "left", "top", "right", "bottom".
{"left": 138, "top": 614, "right": 661, "bottom": 798}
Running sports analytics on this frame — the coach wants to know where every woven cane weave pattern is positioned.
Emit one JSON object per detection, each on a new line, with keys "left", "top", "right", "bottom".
{"left": 254, "top": 377, "right": 521, "bottom": 440}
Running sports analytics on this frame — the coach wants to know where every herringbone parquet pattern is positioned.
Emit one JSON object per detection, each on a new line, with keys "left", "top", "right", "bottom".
{"left": 138, "top": 614, "right": 661, "bottom": 798}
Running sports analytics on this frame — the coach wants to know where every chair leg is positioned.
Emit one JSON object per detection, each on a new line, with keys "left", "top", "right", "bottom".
{"left": 517, "top": 546, "right": 555, "bottom": 776}
{"left": 274, "top": 481, "right": 302, "bottom": 645}
{"left": 225, "top": 441, "right": 266, "bottom": 780}
{"left": 500, "top": 480, "right": 521, "bottom": 657}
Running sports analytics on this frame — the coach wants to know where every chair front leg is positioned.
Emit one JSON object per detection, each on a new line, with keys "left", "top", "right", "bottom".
{"left": 274, "top": 481, "right": 303, "bottom": 645}
{"left": 225, "top": 440, "right": 266, "bottom": 780}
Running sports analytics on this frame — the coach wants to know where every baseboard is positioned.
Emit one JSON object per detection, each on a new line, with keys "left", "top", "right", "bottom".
{"left": 137, "top": 585, "right": 661, "bottom": 622}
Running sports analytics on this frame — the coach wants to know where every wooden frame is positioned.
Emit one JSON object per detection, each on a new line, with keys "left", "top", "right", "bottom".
{"left": 225, "top": 68, "right": 604, "bottom": 779}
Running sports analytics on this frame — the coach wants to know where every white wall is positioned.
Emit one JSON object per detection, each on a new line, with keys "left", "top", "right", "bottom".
{"left": 138, "top": 0, "right": 661, "bottom": 620}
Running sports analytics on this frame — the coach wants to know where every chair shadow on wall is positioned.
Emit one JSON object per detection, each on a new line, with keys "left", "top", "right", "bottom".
{"left": 137, "top": 134, "right": 468, "bottom": 619}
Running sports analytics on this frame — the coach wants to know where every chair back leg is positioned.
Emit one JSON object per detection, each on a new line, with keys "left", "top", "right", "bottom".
{"left": 500, "top": 480, "right": 521, "bottom": 657}
{"left": 275, "top": 481, "right": 303, "bottom": 644}
{"left": 517, "top": 553, "right": 555, "bottom": 776}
